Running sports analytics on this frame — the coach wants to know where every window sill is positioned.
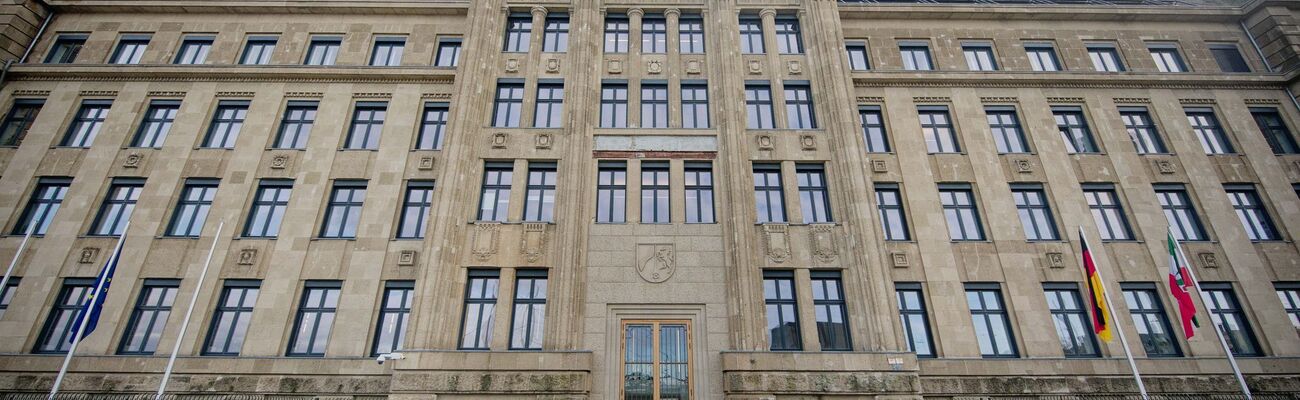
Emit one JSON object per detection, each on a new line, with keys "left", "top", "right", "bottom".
{"left": 48, "top": 146, "right": 89, "bottom": 150}
{"left": 337, "top": 148, "right": 379, "bottom": 152}
{"left": 265, "top": 147, "right": 307, "bottom": 151}
{"left": 950, "top": 240, "right": 992, "bottom": 243}
{"left": 233, "top": 236, "right": 277, "bottom": 241}
{"left": 156, "top": 235, "right": 200, "bottom": 240}
{"left": 312, "top": 237, "right": 357, "bottom": 241}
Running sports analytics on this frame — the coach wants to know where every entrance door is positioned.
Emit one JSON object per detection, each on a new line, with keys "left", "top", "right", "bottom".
{"left": 620, "top": 320, "right": 692, "bottom": 400}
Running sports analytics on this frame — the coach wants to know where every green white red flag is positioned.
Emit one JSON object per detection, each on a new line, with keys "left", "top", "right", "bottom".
{"left": 1167, "top": 230, "right": 1200, "bottom": 338}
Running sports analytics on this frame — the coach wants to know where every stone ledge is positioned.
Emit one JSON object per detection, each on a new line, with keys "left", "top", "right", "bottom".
{"left": 7, "top": 65, "right": 457, "bottom": 84}
{"left": 721, "top": 352, "right": 921, "bottom": 395}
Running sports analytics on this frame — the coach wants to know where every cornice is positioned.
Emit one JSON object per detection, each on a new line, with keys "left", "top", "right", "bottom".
{"left": 851, "top": 72, "right": 1286, "bottom": 90}
{"left": 45, "top": 0, "right": 470, "bottom": 15}
{"left": 7, "top": 65, "right": 456, "bottom": 85}
{"left": 837, "top": 4, "right": 1244, "bottom": 23}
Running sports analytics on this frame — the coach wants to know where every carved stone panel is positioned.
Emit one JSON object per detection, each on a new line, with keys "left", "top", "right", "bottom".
{"left": 891, "top": 252, "right": 909, "bottom": 268}
{"left": 270, "top": 153, "right": 292, "bottom": 170}
{"left": 398, "top": 250, "right": 416, "bottom": 266}
{"left": 608, "top": 59, "right": 623, "bottom": 74}
{"left": 809, "top": 224, "right": 836, "bottom": 263}
{"left": 504, "top": 58, "right": 519, "bottom": 72}
{"left": 799, "top": 135, "right": 815, "bottom": 150}
{"left": 1014, "top": 159, "right": 1032, "bottom": 173}
{"left": 747, "top": 60, "right": 762, "bottom": 74}
{"left": 647, "top": 60, "right": 664, "bottom": 74}
{"left": 1198, "top": 252, "right": 1219, "bottom": 268}
{"left": 871, "top": 160, "right": 888, "bottom": 173}
{"left": 491, "top": 133, "right": 508, "bottom": 149}
{"left": 1155, "top": 159, "right": 1175, "bottom": 174}
{"left": 1046, "top": 252, "right": 1064, "bottom": 268}
{"left": 535, "top": 133, "right": 553, "bottom": 149}
{"left": 237, "top": 248, "right": 258, "bottom": 265}
{"left": 685, "top": 59, "right": 702, "bottom": 74}
{"left": 756, "top": 134, "right": 774, "bottom": 150}
{"left": 545, "top": 58, "right": 560, "bottom": 73}
{"left": 472, "top": 222, "right": 501, "bottom": 261}
{"left": 636, "top": 243, "right": 675, "bottom": 283}
{"left": 787, "top": 60, "right": 803, "bottom": 74}
{"left": 418, "top": 156, "right": 434, "bottom": 170}
{"left": 763, "top": 224, "right": 791, "bottom": 263}
{"left": 79, "top": 247, "right": 100, "bottom": 264}
{"left": 521, "top": 222, "right": 547, "bottom": 264}
{"left": 123, "top": 153, "right": 144, "bottom": 168}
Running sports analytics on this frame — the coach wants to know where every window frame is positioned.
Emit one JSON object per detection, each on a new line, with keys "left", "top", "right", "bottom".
{"left": 985, "top": 106, "right": 1029, "bottom": 154}
{"left": 396, "top": 181, "right": 435, "bottom": 239}
{"left": 201, "top": 100, "right": 250, "bottom": 149}
{"left": 523, "top": 162, "right": 558, "bottom": 223}
{"left": 344, "top": 101, "right": 388, "bottom": 150}
{"left": 173, "top": 35, "right": 215, "bottom": 65}
{"left": 60, "top": 100, "right": 112, "bottom": 147}
{"left": 796, "top": 164, "right": 832, "bottom": 224}
{"left": 509, "top": 270, "right": 548, "bottom": 350}
{"left": 239, "top": 36, "right": 277, "bottom": 65}
{"left": 1209, "top": 43, "right": 1251, "bottom": 73}
{"left": 12, "top": 177, "right": 71, "bottom": 236}
{"left": 859, "top": 106, "right": 891, "bottom": 153}
{"left": 1224, "top": 184, "right": 1280, "bottom": 242}
{"left": 811, "top": 271, "right": 852, "bottom": 351}
{"left": 641, "top": 14, "right": 668, "bottom": 54}
{"left": 773, "top": 16, "right": 804, "bottom": 55}
{"left": 1121, "top": 283, "right": 1183, "bottom": 357}
{"left": 596, "top": 161, "right": 628, "bottom": 224}
{"left": 1011, "top": 184, "right": 1060, "bottom": 241}
{"left": 1024, "top": 42, "right": 1061, "bottom": 72}
{"left": 896, "top": 282, "right": 935, "bottom": 357}
{"left": 939, "top": 184, "right": 985, "bottom": 241}
{"left": 1201, "top": 283, "right": 1262, "bottom": 356}
{"left": 416, "top": 102, "right": 449, "bottom": 150}
{"left": 753, "top": 163, "right": 787, "bottom": 224}
{"left": 604, "top": 14, "right": 630, "bottom": 54}
{"left": 679, "top": 15, "right": 706, "bottom": 54}
{"left": 783, "top": 82, "right": 817, "bottom": 130}
{"left": 1147, "top": 43, "right": 1188, "bottom": 73}
{"left": 371, "top": 281, "right": 414, "bottom": 356}
{"left": 201, "top": 279, "right": 261, "bottom": 356}
{"left": 0, "top": 98, "right": 45, "bottom": 146}
{"left": 600, "top": 82, "right": 629, "bottom": 128}
{"left": 243, "top": 179, "right": 293, "bottom": 238}
{"left": 285, "top": 281, "right": 341, "bottom": 357}
{"left": 434, "top": 38, "right": 462, "bottom": 67}
{"left": 966, "top": 283, "right": 1019, "bottom": 358}
{"left": 1119, "top": 106, "right": 1168, "bottom": 154}
{"left": 533, "top": 82, "right": 564, "bottom": 129}
{"left": 1083, "top": 184, "right": 1135, "bottom": 241}
{"left": 640, "top": 82, "right": 669, "bottom": 129}
{"left": 542, "top": 13, "right": 570, "bottom": 53}
{"left": 918, "top": 106, "right": 959, "bottom": 153}
{"left": 684, "top": 162, "right": 715, "bottom": 224}
{"left": 34, "top": 278, "right": 93, "bottom": 354}
{"left": 303, "top": 36, "right": 342, "bottom": 66}
{"left": 1185, "top": 108, "right": 1235, "bottom": 155}
{"left": 165, "top": 178, "right": 219, "bottom": 238}
{"left": 1086, "top": 43, "right": 1126, "bottom": 72}
{"left": 1042, "top": 283, "right": 1101, "bottom": 358}
{"left": 962, "top": 43, "right": 999, "bottom": 71}
{"left": 131, "top": 100, "right": 180, "bottom": 148}
{"left": 845, "top": 41, "right": 870, "bottom": 71}
{"left": 45, "top": 34, "right": 87, "bottom": 64}
{"left": 1154, "top": 184, "right": 1208, "bottom": 242}
{"left": 319, "top": 180, "right": 367, "bottom": 239}
{"left": 273, "top": 101, "right": 318, "bottom": 150}
{"left": 89, "top": 178, "right": 144, "bottom": 236}
{"left": 1053, "top": 106, "right": 1100, "bottom": 154}
{"left": 493, "top": 80, "right": 525, "bottom": 128}
{"left": 681, "top": 82, "right": 710, "bottom": 129}
{"left": 459, "top": 269, "right": 500, "bottom": 350}
{"left": 745, "top": 82, "right": 776, "bottom": 130}
{"left": 109, "top": 34, "right": 151, "bottom": 65}
{"left": 503, "top": 14, "right": 533, "bottom": 53}
{"left": 478, "top": 162, "right": 514, "bottom": 222}
{"left": 117, "top": 279, "right": 181, "bottom": 355}
{"left": 875, "top": 183, "right": 911, "bottom": 241}
{"left": 763, "top": 270, "right": 802, "bottom": 351}
{"left": 739, "top": 16, "right": 765, "bottom": 54}
{"left": 1250, "top": 107, "right": 1299, "bottom": 154}
{"left": 899, "top": 41, "right": 934, "bottom": 71}
{"left": 639, "top": 161, "right": 671, "bottom": 224}
{"left": 368, "top": 36, "right": 407, "bottom": 67}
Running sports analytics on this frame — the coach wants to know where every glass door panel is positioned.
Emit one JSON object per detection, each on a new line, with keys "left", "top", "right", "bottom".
{"left": 621, "top": 320, "right": 691, "bottom": 400}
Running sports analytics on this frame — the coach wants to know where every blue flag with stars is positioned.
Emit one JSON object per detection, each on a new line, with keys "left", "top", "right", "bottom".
{"left": 66, "top": 242, "right": 122, "bottom": 344}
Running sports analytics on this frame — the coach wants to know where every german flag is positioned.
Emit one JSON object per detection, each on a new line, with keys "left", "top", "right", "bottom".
{"left": 1080, "top": 228, "right": 1113, "bottom": 342}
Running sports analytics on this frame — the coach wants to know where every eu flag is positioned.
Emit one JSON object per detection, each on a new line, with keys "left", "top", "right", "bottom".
{"left": 66, "top": 242, "right": 122, "bottom": 344}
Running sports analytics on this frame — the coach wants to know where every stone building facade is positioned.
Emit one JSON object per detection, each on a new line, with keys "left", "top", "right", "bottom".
{"left": 0, "top": 0, "right": 1299, "bottom": 398}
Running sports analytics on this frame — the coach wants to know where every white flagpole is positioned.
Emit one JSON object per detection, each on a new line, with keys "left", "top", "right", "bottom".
{"left": 0, "top": 221, "right": 38, "bottom": 312}
{"left": 1079, "top": 228, "right": 1148, "bottom": 400}
{"left": 48, "top": 221, "right": 129, "bottom": 400}
{"left": 1172, "top": 233, "right": 1253, "bottom": 399}
{"left": 155, "top": 221, "right": 223, "bottom": 400}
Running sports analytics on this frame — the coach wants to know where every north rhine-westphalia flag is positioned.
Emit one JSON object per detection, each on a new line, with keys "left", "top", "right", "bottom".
{"left": 1080, "top": 228, "right": 1113, "bottom": 342}
{"left": 1167, "top": 230, "right": 1201, "bottom": 338}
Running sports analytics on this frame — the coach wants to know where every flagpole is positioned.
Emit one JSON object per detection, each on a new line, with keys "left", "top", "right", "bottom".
{"left": 155, "top": 221, "right": 223, "bottom": 400}
{"left": 0, "top": 221, "right": 38, "bottom": 313}
{"left": 48, "top": 221, "right": 129, "bottom": 400}
{"left": 1171, "top": 231, "right": 1253, "bottom": 399}
{"left": 1079, "top": 228, "right": 1148, "bottom": 400}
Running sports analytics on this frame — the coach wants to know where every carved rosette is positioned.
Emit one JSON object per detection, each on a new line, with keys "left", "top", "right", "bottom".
{"left": 521, "top": 222, "right": 547, "bottom": 264}
{"left": 809, "top": 224, "right": 836, "bottom": 263}
{"left": 472, "top": 222, "right": 501, "bottom": 261}
{"left": 763, "top": 224, "right": 791, "bottom": 263}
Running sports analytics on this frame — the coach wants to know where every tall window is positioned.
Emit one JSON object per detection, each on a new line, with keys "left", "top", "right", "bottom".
{"left": 478, "top": 162, "right": 513, "bottom": 222}
{"left": 304, "top": 37, "right": 341, "bottom": 66}
{"left": 273, "top": 101, "right": 316, "bottom": 149}
{"left": 764, "top": 271, "right": 801, "bottom": 350}
{"left": 131, "top": 100, "right": 179, "bottom": 148}
{"left": 34, "top": 279, "right": 92, "bottom": 353}
{"left": 641, "top": 15, "right": 667, "bottom": 54}
{"left": 1025, "top": 43, "right": 1061, "bottom": 72}
{"left": 919, "top": 107, "right": 959, "bottom": 153}
{"left": 503, "top": 15, "right": 532, "bottom": 52}
{"left": 1202, "top": 284, "right": 1261, "bottom": 356}
{"left": 963, "top": 44, "right": 998, "bottom": 71}
{"left": 1087, "top": 44, "right": 1125, "bottom": 72}
{"left": 640, "top": 162, "right": 670, "bottom": 224}
{"left": 1250, "top": 108, "right": 1299, "bottom": 154}
{"left": 753, "top": 164, "right": 786, "bottom": 224}
{"left": 45, "top": 34, "right": 86, "bottom": 64}
{"left": 1225, "top": 185, "right": 1279, "bottom": 241}
{"left": 90, "top": 179, "right": 143, "bottom": 236}
{"left": 596, "top": 162, "right": 627, "bottom": 223}
{"left": 0, "top": 277, "right": 19, "bottom": 320}
{"left": 203, "top": 280, "right": 260, "bottom": 356}
{"left": 1084, "top": 185, "right": 1134, "bottom": 241}
{"left": 287, "top": 281, "right": 340, "bottom": 357}
{"left": 244, "top": 180, "right": 293, "bottom": 238}
{"left": 604, "top": 14, "right": 629, "bottom": 53}
{"left": 681, "top": 83, "right": 710, "bottom": 129}
{"left": 166, "top": 179, "right": 218, "bottom": 237}
{"left": 940, "top": 185, "right": 984, "bottom": 241}
{"left": 510, "top": 270, "right": 547, "bottom": 350}
{"left": 493, "top": 82, "right": 525, "bottom": 128}
{"left": 1210, "top": 43, "right": 1250, "bottom": 73}
{"left": 1120, "top": 107, "right": 1167, "bottom": 154}
{"left": 1012, "top": 185, "right": 1059, "bottom": 241}
{"left": 435, "top": 39, "right": 462, "bottom": 67}
{"left": 372, "top": 281, "right": 413, "bottom": 356}
{"left": 899, "top": 42, "right": 933, "bottom": 71}
{"left": 966, "top": 284, "right": 1017, "bottom": 358}
{"left": 542, "top": 14, "right": 569, "bottom": 52}
{"left": 797, "top": 164, "right": 832, "bottom": 224}
{"left": 860, "top": 106, "right": 890, "bottom": 152}
{"left": 417, "top": 102, "right": 448, "bottom": 150}
{"left": 396, "top": 181, "right": 434, "bottom": 239}
{"left": 679, "top": 15, "right": 705, "bottom": 54}
{"left": 985, "top": 107, "right": 1028, "bottom": 153}
{"left": 1122, "top": 284, "right": 1181, "bottom": 357}
{"left": 876, "top": 184, "right": 910, "bottom": 241}
{"left": 174, "top": 36, "right": 214, "bottom": 64}
{"left": 1155, "top": 185, "right": 1207, "bottom": 242}
{"left": 110, "top": 35, "right": 150, "bottom": 64}
{"left": 202, "top": 101, "right": 250, "bottom": 149}
{"left": 369, "top": 37, "right": 406, "bottom": 66}
{"left": 459, "top": 270, "right": 499, "bottom": 350}
{"left": 524, "top": 162, "right": 557, "bottom": 222}
{"left": 745, "top": 83, "right": 775, "bottom": 129}
{"left": 739, "top": 17, "right": 764, "bottom": 54}
{"left": 345, "top": 102, "right": 387, "bottom": 150}
{"left": 1185, "top": 109, "right": 1234, "bottom": 154}
{"left": 1053, "top": 107, "right": 1098, "bottom": 153}
{"left": 811, "top": 272, "right": 851, "bottom": 351}
{"left": 1148, "top": 44, "right": 1187, "bottom": 73}
{"left": 60, "top": 100, "right": 111, "bottom": 147}
{"left": 13, "top": 177, "right": 70, "bottom": 235}
{"left": 1044, "top": 284, "right": 1100, "bottom": 357}
{"left": 774, "top": 17, "right": 803, "bottom": 54}
{"left": 118, "top": 280, "right": 179, "bottom": 355}
{"left": 240, "top": 36, "right": 277, "bottom": 65}
{"left": 1276, "top": 283, "right": 1300, "bottom": 338}
{"left": 641, "top": 83, "right": 669, "bottom": 128}
{"left": 846, "top": 42, "right": 870, "bottom": 71}
{"left": 320, "top": 181, "right": 366, "bottom": 239}
{"left": 600, "top": 83, "right": 628, "bottom": 128}
{"left": 534, "top": 82, "right": 564, "bottom": 128}
{"left": 784, "top": 83, "right": 817, "bottom": 129}
{"left": 0, "top": 99, "right": 44, "bottom": 146}
{"left": 684, "top": 162, "right": 715, "bottom": 224}
{"left": 896, "top": 283, "right": 934, "bottom": 357}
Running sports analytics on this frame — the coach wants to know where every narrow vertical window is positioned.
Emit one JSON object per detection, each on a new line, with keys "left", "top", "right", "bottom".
{"left": 846, "top": 42, "right": 870, "bottom": 71}
{"left": 684, "top": 162, "right": 715, "bottom": 224}
{"left": 745, "top": 83, "right": 775, "bottom": 129}
{"left": 899, "top": 42, "right": 933, "bottom": 71}
{"left": 1155, "top": 185, "right": 1207, "bottom": 242}
{"left": 13, "top": 177, "right": 70, "bottom": 236}
{"left": 523, "top": 162, "right": 557, "bottom": 223}
{"left": 1084, "top": 185, "right": 1135, "bottom": 241}
{"left": 784, "top": 82, "right": 816, "bottom": 129}
{"left": 201, "top": 101, "right": 250, "bottom": 149}
{"left": 90, "top": 178, "right": 144, "bottom": 236}
{"left": 1202, "top": 283, "right": 1261, "bottom": 356}
{"left": 966, "top": 284, "right": 1018, "bottom": 358}
{"left": 533, "top": 82, "right": 564, "bottom": 128}
{"left": 244, "top": 180, "right": 293, "bottom": 238}
{"left": 640, "top": 162, "right": 670, "bottom": 224}
{"left": 1250, "top": 108, "right": 1299, "bottom": 154}
{"left": 131, "top": 100, "right": 179, "bottom": 148}
{"left": 739, "top": 17, "right": 765, "bottom": 54}
{"left": 962, "top": 44, "right": 998, "bottom": 71}
{"left": 510, "top": 270, "right": 547, "bottom": 350}
{"left": 304, "top": 37, "right": 341, "bottom": 66}
{"left": 1210, "top": 43, "right": 1250, "bottom": 73}
{"left": 600, "top": 82, "right": 628, "bottom": 128}
{"left": 118, "top": 280, "right": 180, "bottom": 355}
{"left": 919, "top": 106, "right": 959, "bottom": 153}
{"left": 812, "top": 271, "right": 851, "bottom": 351}
{"left": 493, "top": 81, "right": 525, "bottom": 128}
{"left": 1276, "top": 282, "right": 1300, "bottom": 338}
{"left": 274, "top": 101, "right": 317, "bottom": 150}
{"left": 596, "top": 161, "right": 627, "bottom": 224}
{"left": 604, "top": 14, "right": 630, "bottom": 53}
{"left": 940, "top": 185, "right": 985, "bottom": 241}
{"left": 1053, "top": 107, "right": 1099, "bottom": 153}
{"left": 345, "top": 102, "right": 387, "bottom": 150}
{"left": 876, "top": 184, "right": 910, "bottom": 241}
{"left": 459, "top": 270, "right": 500, "bottom": 350}
{"left": 503, "top": 15, "right": 532, "bottom": 53}
{"left": 1025, "top": 43, "right": 1061, "bottom": 72}
{"left": 369, "top": 37, "right": 406, "bottom": 66}
{"left": 434, "top": 38, "right": 462, "bottom": 67}
{"left": 320, "top": 181, "right": 366, "bottom": 239}
{"left": 1087, "top": 44, "right": 1125, "bottom": 72}
{"left": 1185, "top": 109, "right": 1235, "bottom": 154}
{"left": 60, "top": 100, "right": 111, "bottom": 147}
{"left": 34, "top": 279, "right": 93, "bottom": 353}
{"left": 764, "top": 271, "right": 801, "bottom": 351}
{"left": 1122, "top": 283, "right": 1181, "bottom": 357}
{"left": 542, "top": 14, "right": 569, "bottom": 53}
{"left": 859, "top": 106, "right": 890, "bottom": 152}
{"left": 110, "top": 35, "right": 150, "bottom": 64}
{"left": 0, "top": 277, "right": 20, "bottom": 320}
{"left": 0, "top": 99, "right": 44, "bottom": 146}
{"left": 287, "top": 281, "right": 341, "bottom": 357}
{"left": 416, "top": 102, "right": 449, "bottom": 150}
{"left": 681, "top": 82, "right": 710, "bottom": 129}
{"left": 896, "top": 283, "right": 934, "bottom": 357}
{"left": 1012, "top": 184, "right": 1059, "bottom": 241}
{"left": 240, "top": 36, "right": 277, "bottom": 65}
{"left": 640, "top": 83, "right": 669, "bottom": 128}
{"left": 679, "top": 15, "right": 705, "bottom": 54}
{"left": 774, "top": 17, "right": 803, "bottom": 54}
{"left": 1044, "top": 284, "right": 1100, "bottom": 357}
{"left": 396, "top": 181, "right": 434, "bottom": 239}
{"left": 45, "top": 34, "right": 86, "bottom": 64}
{"left": 1148, "top": 43, "right": 1187, "bottom": 73}
{"left": 174, "top": 36, "right": 214, "bottom": 65}
{"left": 753, "top": 164, "right": 786, "bottom": 224}
{"left": 166, "top": 179, "right": 218, "bottom": 237}
{"left": 1120, "top": 107, "right": 1167, "bottom": 154}
{"left": 1225, "top": 185, "right": 1279, "bottom": 241}
{"left": 797, "top": 164, "right": 832, "bottom": 224}
{"left": 372, "top": 281, "right": 414, "bottom": 356}
{"left": 985, "top": 107, "right": 1028, "bottom": 153}
{"left": 202, "top": 280, "right": 260, "bottom": 356}
{"left": 478, "top": 162, "right": 513, "bottom": 222}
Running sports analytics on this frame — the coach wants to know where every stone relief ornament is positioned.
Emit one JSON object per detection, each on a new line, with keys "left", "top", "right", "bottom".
{"left": 647, "top": 60, "right": 664, "bottom": 74}
{"left": 418, "top": 156, "right": 434, "bottom": 170}
{"left": 1015, "top": 159, "right": 1032, "bottom": 173}
{"left": 637, "top": 244, "right": 675, "bottom": 283}
{"left": 608, "top": 59, "right": 623, "bottom": 74}
{"left": 521, "top": 223, "right": 547, "bottom": 264}
{"left": 1198, "top": 252, "right": 1219, "bottom": 268}
{"left": 491, "top": 132, "right": 508, "bottom": 149}
{"left": 1046, "top": 252, "right": 1065, "bottom": 268}
{"left": 237, "top": 248, "right": 258, "bottom": 265}
{"left": 546, "top": 58, "right": 561, "bottom": 73}
{"left": 747, "top": 60, "right": 762, "bottom": 74}
{"left": 79, "top": 247, "right": 100, "bottom": 264}
{"left": 271, "top": 154, "right": 291, "bottom": 169}
{"left": 871, "top": 159, "right": 888, "bottom": 173}
{"left": 800, "top": 135, "right": 816, "bottom": 150}
{"left": 123, "top": 153, "right": 143, "bottom": 168}
{"left": 472, "top": 222, "right": 501, "bottom": 261}
{"left": 398, "top": 250, "right": 417, "bottom": 266}
{"left": 504, "top": 58, "right": 520, "bottom": 72}
{"left": 763, "top": 224, "right": 791, "bottom": 263}
{"left": 787, "top": 60, "right": 803, "bottom": 74}
{"left": 756, "top": 134, "right": 774, "bottom": 150}
{"left": 1156, "top": 160, "right": 1176, "bottom": 174}
{"left": 809, "top": 224, "right": 836, "bottom": 263}
{"left": 535, "top": 133, "right": 553, "bottom": 149}
{"left": 891, "top": 252, "right": 909, "bottom": 268}
{"left": 685, "top": 59, "right": 702, "bottom": 74}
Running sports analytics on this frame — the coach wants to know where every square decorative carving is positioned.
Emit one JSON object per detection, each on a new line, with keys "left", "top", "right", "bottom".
{"left": 1014, "top": 159, "right": 1032, "bottom": 173}
{"left": 809, "top": 224, "right": 836, "bottom": 263}
{"left": 124, "top": 153, "right": 143, "bottom": 168}
{"left": 504, "top": 58, "right": 519, "bottom": 72}
{"left": 685, "top": 59, "right": 702, "bottom": 74}
{"left": 79, "top": 247, "right": 100, "bottom": 264}
{"left": 472, "top": 222, "right": 501, "bottom": 261}
{"left": 1046, "top": 252, "right": 1065, "bottom": 268}
{"left": 891, "top": 252, "right": 909, "bottom": 268}
{"left": 799, "top": 135, "right": 815, "bottom": 150}
{"left": 521, "top": 222, "right": 548, "bottom": 264}
{"left": 398, "top": 250, "right": 417, "bottom": 266}
{"left": 607, "top": 59, "right": 623, "bottom": 74}
{"left": 418, "top": 156, "right": 434, "bottom": 170}
{"left": 747, "top": 60, "right": 762, "bottom": 74}
{"left": 270, "top": 154, "right": 291, "bottom": 169}
{"left": 787, "top": 60, "right": 803, "bottom": 74}
{"left": 647, "top": 60, "right": 664, "bottom": 74}
{"left": 491, "top": 133, "right": 508, "bottom": 149}
{"left": 762, "top": 224, "right": 790, "bottom": 263}
{"left": 1198, "top": 252, "right": 1218, "bottom": 268}
{"left": 756, "top": 134, "right": 773, "bottom": 150}
{"left": 237, "top": 248, "right": 257, "bottom": 265}
{"left": 545, "top": 58, "right": 560, "bottom": 73}
{"left": 871, "top": 159, "right": 888, "bottom": 173}
{"left": 535, "top": 133, "right": 553, "bottom": 149}
{"left": 1155, "top": 160, "right": 1175, "bottom": 174}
